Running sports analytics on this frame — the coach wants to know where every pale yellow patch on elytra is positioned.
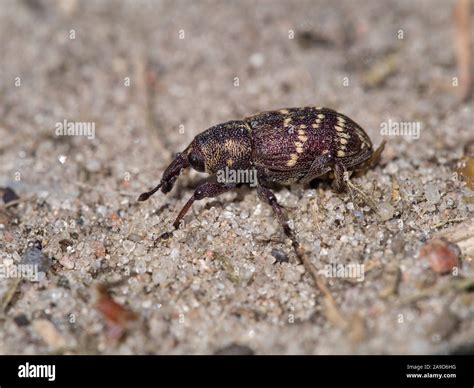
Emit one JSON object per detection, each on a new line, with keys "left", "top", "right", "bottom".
{"left": 337, "top": 132, "right": 350, "bottom": 139}
{"left": 335, "top": 125, "right": 344, "bottom": 132}
{"left": 299, "top": 124, "right": 307, "bottom": 129}
{"left": 337, "top": 150, "right": 346, "bottom": 157}
{"left": 280, "top": 109, "right": 289, "bottom": 114}
{"left": 295, "top": 141, "right": 304, "bottom": 154}
{"left": 284, "top": 117, "right": 292, "bottom": 127}
{"left": 298, "top": 135, "right": 308, "bottom": 142}
{"left": 287, "top": 154, "right": 298, "bottom": 166}
{"left": 337, "top": 116, "right": 346, "bottom": 123}
{"left": 312, "top": 123, "right": 319, "bottom": 129}
{"left": 340, "top": 138, "right": 348, "bottom": 145}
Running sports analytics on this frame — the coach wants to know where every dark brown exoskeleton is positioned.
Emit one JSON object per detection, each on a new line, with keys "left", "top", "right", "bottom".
{"left": 138, "top": 107, "right": 383, "bottom": 238}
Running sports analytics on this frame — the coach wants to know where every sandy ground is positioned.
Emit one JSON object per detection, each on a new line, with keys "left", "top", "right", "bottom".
{"left": 0, "top": 0, "right": 473, "bottom": 354}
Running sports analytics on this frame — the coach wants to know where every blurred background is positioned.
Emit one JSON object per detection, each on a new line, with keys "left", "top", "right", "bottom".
{"left": 0, "top": 0, "right": 472, "bottom": 355}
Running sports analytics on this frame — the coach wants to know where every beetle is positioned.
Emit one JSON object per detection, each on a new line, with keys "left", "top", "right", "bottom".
{"left": 138, "top": 106, "right": 383, "bottom": 236}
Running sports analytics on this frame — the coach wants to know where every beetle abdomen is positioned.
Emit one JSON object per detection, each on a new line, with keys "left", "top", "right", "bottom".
{"left": 246, "top": 107, "right": 373, "bottom": 183}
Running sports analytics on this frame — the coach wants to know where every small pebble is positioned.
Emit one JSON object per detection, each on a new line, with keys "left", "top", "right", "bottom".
{"left": 282, "top": 265, "right": 302, "bottom": 283}
{"left": 152, "top": 270, "right": 167, "bottom": 285}
{"left": 59, "top": 239, "right": 73, "bottom": 252}
{"left": 22, "top": 242, "right": 49, "bottom": 272}
{"left": 296, "top": 30, "right": 331, "bottom": 49}
{"left": 170, "top": 248, "right": 179, "bottom": 259}
{"left": 427, "top": 311, "right": 460, "bottom": 341}
{"left": 14, "top": 314, "right": 30, "bottom": 327}
{"left": 56, "top": 275, "right": 70, "bottom": 289}
{"left": 390, "top": 233, "right": 405, "bottom": 254}
{"left": 94, "top": 241, "right": 106, "bottom": 257}
{"left": 424, "top": 184, "right": 441, "bottom": 205}
{"left": 353, "top": 210, "right": 364, "bottom": 221}
{"left": 378, "top": 202, "right": 395, "bottom": 221}
{"left": 420, "top": 238, "right": 461, "bottom": 274}
{"left": 127, "top": 233, "right": 142, "bottom": 243}
{"left": 59, "top": 255, "right": 75, "bottom": 270}
{"left": 385, "top": 162, "right": 399, "bottom": 175}
{"left": 36, "top": 272, "right": 46, "bottom": 282}
{"left": 158, "top": 231, "right": 173, "bottom": 242}
{"left": 271, "top": 248, "right": 289, "bottom": 263}
{"left": 141, "top": 300, "right": 152, "bottom": 309}
{"left": 249, "top": 53, "right": 264, "bottom": 68}
{"left": 122, "top": 240, "right": 136, "bottom": 253}
{"left": 85, "top": 159, "right": 102, "bottom": 173}
{"left": 32, "top": 319, "right": 66, "bottom": 350}
{"left": 2, "top": 187, "right": 19, "bottom": 204}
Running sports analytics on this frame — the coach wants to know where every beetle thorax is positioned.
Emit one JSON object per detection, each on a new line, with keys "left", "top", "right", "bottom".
{"left": 194, "top": 120, "right": 253, "bottom": 175}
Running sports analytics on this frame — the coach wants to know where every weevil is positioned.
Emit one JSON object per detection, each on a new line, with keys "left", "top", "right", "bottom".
{"left": 138, "top": 106, "right": 384, "bottom": 237}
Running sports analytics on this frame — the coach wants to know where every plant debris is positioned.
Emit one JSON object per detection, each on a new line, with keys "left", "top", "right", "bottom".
{"left": 95, "top": 284, "right": 138, "bottom": 342}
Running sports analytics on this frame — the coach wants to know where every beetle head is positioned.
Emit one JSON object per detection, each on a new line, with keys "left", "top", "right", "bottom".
{"left": 138, "top": 120, "right": 252, "bottom": 201}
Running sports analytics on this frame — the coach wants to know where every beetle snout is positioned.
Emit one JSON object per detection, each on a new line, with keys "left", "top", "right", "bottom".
{"left": 161, "top": 178, "right": 175, "bottom": 193}
{"left": 159, "top": 152, "right": 190, "bottom": 192}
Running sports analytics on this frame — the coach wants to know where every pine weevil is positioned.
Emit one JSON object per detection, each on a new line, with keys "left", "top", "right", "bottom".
{"left": 138, "top": 106, "right": 384, "bottom": 238}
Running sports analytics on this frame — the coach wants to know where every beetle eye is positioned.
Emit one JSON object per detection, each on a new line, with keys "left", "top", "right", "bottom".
{"left": 188, "top": 152, "right": 205, "bottom": 172}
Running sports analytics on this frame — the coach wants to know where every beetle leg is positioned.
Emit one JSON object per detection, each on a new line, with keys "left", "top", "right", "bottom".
{"left": 257, "top": 186, "right": 293, "bottom": 239}
{"left": 298, "top": 154, "right": 333, "bottom": 184}
{"left": 333, "top": 162, "right": 349, "bottom": 193}
{"left": 172, "top": 182, "right": 235, "bottom": 229}
{"left": 334, "top": 162, "right": 379, "bottom": 212}
{"left": 353, "top": 140, "right": 386, "bottom": 176}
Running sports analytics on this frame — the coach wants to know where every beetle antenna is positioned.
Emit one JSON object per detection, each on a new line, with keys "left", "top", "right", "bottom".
{"left": 137, "top": 183, "right": 162, "bottom": 201}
